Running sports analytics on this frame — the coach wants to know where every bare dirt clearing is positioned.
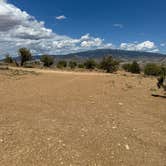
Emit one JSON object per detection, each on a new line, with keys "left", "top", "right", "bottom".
{"left": 0, "top": 68, "right": 166, "bottom": 166}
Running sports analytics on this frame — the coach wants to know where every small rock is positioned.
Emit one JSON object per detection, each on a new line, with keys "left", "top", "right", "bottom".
{"left": 133, "top": 128, "right": 136, "bottom": 132}
{"left": 118, "top": 102, "right": 123, "bottom": 106}
{"left": 125, "top": 144, "right": 130, "bottom": 150}
{"left": 112, "top": 126, "right": 117, "bottom": 129}
{"left": 0, "top": 139, "right": 4, "bottom": 143}
{"left": 91, "top": 101, "right": 95, "bottom": 104}
{"left": 81, "top": 128, "right": 88, "bottom": 132}
{"left": 47, "top": 137, "right": 51, "bottom": 141}
{"left": 58, "top": 140, "right": 63, "bottom": 143}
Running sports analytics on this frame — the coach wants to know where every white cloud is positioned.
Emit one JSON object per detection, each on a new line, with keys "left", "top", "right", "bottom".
{"left": 0, "top": 1, "right": 114, "bottom": 56}
{"left": 80, "top": 34, "right": 90, "bottom": 40}
{"left": 0, "top": 1, "right": 160, "bottom": 57}
{"left": 81, "top": 38, "right": 103, "bottom": 48}
{"left": 56, "top": 15, "right": 66, "bottom": 20}
{"left": 120, "top": 41, "right": 158, "bottom": 52}
{"left": 113, "top": 24, "right": 124, "bottom": 28}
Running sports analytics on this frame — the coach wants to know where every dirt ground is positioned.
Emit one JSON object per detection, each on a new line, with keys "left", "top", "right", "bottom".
{"left": 0, "top": 68, "right": 166, "bottom": 166}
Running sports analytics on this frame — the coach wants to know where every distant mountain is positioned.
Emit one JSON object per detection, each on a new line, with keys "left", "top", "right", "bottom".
{"left": 6, "top": 49, "right": 166, "bottom": 64}
{"left": 53, "top": 49, "right": 166, "bottom": 64}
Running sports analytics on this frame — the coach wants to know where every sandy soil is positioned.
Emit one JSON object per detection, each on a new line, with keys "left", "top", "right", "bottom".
{"left": 0, "top": 68, "right": 166, "bottom": 166}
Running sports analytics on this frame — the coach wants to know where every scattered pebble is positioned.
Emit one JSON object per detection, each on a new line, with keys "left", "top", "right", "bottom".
{"left": 47, "top": 137, "right": 51, "bottom": 141}
{"left": 81, "top": 127, "right": 88, "bottom": 132}
{"left": 112, "top": 126, "right": 117, "bottom": 129}
{"left": 0, "top": 139, "right": 4, "bottom": 143}
{"left": 118, "top": 102, "right": 123, "bottom": 106}
{"left": 111, "top": 155, "right": 114, "bottom": 159}
{"left": 133, "top": 128, "right": 136, "bottom": 132}
{"left": 58, "top": 140, "right": 63, "bottom": 143}
{"left": 125, "top": 144, "right": 130, "bottom": 150}
{"left": 91, "top": 101, "right": 95, "bottom": 104}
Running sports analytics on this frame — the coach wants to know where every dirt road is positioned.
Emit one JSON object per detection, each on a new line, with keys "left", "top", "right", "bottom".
{"left": 0, "top": 68, "right": 166, "bottom": 166}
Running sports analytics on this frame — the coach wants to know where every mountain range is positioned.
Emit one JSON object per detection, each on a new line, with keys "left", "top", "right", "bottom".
{"left": 4, "top": 49, "right": 166, "bottom": 64}
{"left": 50, "top": 49, "right": 166, "bottom": 64}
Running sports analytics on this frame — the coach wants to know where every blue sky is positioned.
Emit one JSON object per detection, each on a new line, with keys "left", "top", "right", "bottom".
{"left": 0, "top": 0, "right": 166, "bottom": 55}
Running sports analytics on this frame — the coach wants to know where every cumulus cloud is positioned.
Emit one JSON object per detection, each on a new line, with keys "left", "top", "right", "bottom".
{"left": 81, "top": 38, "right": 103, "bottom": 48}
{"left": 120, "top": 41, "right": 159, "bottom": 52}
{"left": 0, "top": 1, "right": 115, "bottom": 56}
{"left": 56, "top": 15, "right": 66, "bottom": 20}
{"left": 0, "top": 1, "right": 159, "bottom": 57}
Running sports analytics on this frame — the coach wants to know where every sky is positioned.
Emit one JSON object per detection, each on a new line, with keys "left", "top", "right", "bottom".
{"left": 0, "top": 0, "right": 166, "bottom": 56}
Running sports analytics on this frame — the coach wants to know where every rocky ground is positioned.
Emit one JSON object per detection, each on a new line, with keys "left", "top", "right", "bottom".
{"left": 0, "top": 68, "right": 166, "bottom": 166}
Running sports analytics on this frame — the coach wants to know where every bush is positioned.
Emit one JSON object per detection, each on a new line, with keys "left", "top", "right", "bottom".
{"left": 4, "top": 54, "right": 13, "bottom": 64}
{"left": 69, "top": 61, "right": 77, "bottom": 69}
{"left": 40, "top": 55, "right": 54, "bottom": 67}
{"left": 78, "top": 64, "right": 84, "bottom": 68}
{"left": 18, "top": 48, "right": 32, "bottom": 66}
{"left": 57, "top": 60, "right": 67, "bottom": 69}
{"left": 122, "top": 63, "right": 132, "bottom": 72}
{"left": 129, "top": 61, "right": 140, "bottom": 74}
{"left": 122, "top": 61, "right": 140, "bottom": 74}
{"left": 160, "top": 66, "right": 166, "bottom": 76}
{"left": 100, "top": 56, "right": 119, "bottom": 73}
{"left": 144, "top": 63, "right": 166, "bottom": 76}
{"left": 84, "top": 59, "right": 97, "bottom": 70}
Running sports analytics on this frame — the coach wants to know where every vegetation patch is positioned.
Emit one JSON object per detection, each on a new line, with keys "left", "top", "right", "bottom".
{"left": 144, "top": 63, "right": 166, "bottom": 76}
{"left": 40, "top": 55, "right": 54, "bottom": 67}
{"left": 122, "top": 61, "right": 140, "bottom": 74}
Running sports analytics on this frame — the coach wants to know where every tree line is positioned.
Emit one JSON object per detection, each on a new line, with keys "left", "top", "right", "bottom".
{"left": 3, "top": 48, "right": 120, "bottom": 73}
{"left": 3, "top": 47, "right": 166, "bottom": 76}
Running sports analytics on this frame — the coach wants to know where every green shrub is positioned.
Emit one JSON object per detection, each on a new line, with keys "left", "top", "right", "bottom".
{"left": 160, "top": 66, "right": 166, "bottom": 76}
{"left": 144, "top": 63, "right": 163, "bottom": 76}
{"left": 69, "top": 61, "right": 77, "bottom": 69}
{"left": 18, "top": 48, "right": 32, "bottom": 66}
{"left": 129, "top": 61, "right": 140, "bottom": 74}
{"left": 122, "top": 61, "right": 140, "bottom": 74}
{"left": 84, "top": 59, "right": 97, "bottom": 70}
{"left": 4, "top": 54, "right": 13, "bottom": 64}
{"left": 57, "top": 60, "right": 67, "bottom": 69}
{"left": 100, "top": 56, "right": 119, "bottom": 73}
{"left": 78, "top": 64, "right": 84, "bottom": 68}
{"left": 40, "top": 55, "right": 54, "bottom": 67}
{"left": 122, "top": 63, "right": 132, "bottom": 72}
